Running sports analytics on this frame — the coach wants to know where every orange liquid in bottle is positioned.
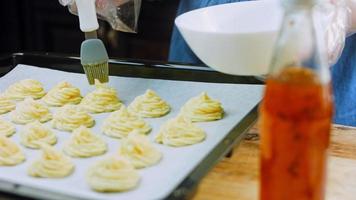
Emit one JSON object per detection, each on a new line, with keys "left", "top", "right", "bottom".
{"left": 260, "top": 67, "right": 333, "bottom": 200}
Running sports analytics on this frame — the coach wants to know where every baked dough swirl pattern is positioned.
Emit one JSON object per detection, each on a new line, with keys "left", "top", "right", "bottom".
{"left": 43, "top": 81, "right": 82, "bottom": 106}
{"left": 63, "top": 126, "right": 107, "bottom": 158}
{"left": 0, "top": 95, "right": 15, "bottom": 114}
{"left": 20, "top": 121, "right": 57, "bottom": 149}
{"left": 10, "top": 98, "right": 52, "bottom": 124}
{"left": 102, "top": 106, "right": 151, "bottom": 139}
{"left": 4, "top": 79, "right": 46, "bottom": 101}
{"left": 52, "top": 105, "right": 94, "bottom": 132}
{"left": 0, "top": 136, "right": 25, "bottom": 166}
{"left": 0, "top": 119, "right": 15, "bottom": 137}
{"left": 128, "top": 89, "right": 170, "bottom": 118}
{"left": 80, "top": 82, "right": 122, "bottom": 113}
{"left": 86, "top": 157, "right": 140, "bottom": 192}
{"left": 155, "top": 116, "right": 206, "bottom": 147}
{"left": 119, "top": 131, "right": 162, "bottom": 169}
{"left": 180, "top": 92, "right": 224, "bottom": 122}
{"left": 28, "top": 144, "right": 74, "bottom": 178}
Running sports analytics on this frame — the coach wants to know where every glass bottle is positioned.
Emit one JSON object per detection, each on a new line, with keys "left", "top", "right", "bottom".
{"left": 259, "top": 0, "right": 333, "bottom": 200}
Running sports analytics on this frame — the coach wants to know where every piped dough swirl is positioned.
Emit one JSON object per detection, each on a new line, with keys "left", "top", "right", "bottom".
{"left": 63, "top": 126, "right": 107, "bottom": 158}
{"left": 180, "top": 92, "right": 223, "bottom": 122}
{"left": 28, "top": 144, "right": 74, "bottom": 178}
{"left": 52, "top": 105, "right": 94, "bottom": 132}
{"left": 80, "top": 82, "right": 122, "bottom": 113}
{"left": 20, "top": 121, "right": 57, "bottom": 149}
{"left": 119, "top": 131, "right": 162, "bottom": 169}
{"left": 102, "top": 106, "right": 151, "bottom": 139}
{"left": 0, "top": 95, "right": 15, "bottom": 114}
{"left": 42, "top": 81, "right": 82, "bottom": 106}
{"left": 155, "top": 116, "right": 206, "bottom": 147}
{"left": 128, "top": 89, "right": 170, "bottom": 118}
{"left": 0, "top": 119, "right": 15, "bottom": 137}
{"left": 4, "top": 79, "right": 46, "bottom": 101}
{"left": 10, "top": 97, "right": 52, "bottom": 124}
{"left": 86, "top": 156, "right": 140, "bottom": 192}
{"left": 0, "top": 136, "right": 25, "bottom": 166}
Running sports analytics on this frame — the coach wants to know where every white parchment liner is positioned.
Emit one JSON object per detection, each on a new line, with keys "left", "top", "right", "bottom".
{"left": 0, "top": 64, "right": 263, "bottom": 200}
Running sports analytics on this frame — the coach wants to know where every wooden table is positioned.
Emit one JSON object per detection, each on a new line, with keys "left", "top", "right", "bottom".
{"left": 192, "top": 124, "right": 356, "bottom": 200}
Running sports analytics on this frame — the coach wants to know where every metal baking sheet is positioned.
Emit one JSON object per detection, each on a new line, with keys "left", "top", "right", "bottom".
{"left": 0, "top": 64, "right": 263, "bottom": 200}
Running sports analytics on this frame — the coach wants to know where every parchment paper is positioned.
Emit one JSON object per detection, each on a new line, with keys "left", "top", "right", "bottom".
{"left": 0, "top": 64, "right": 263, "bottom": 200}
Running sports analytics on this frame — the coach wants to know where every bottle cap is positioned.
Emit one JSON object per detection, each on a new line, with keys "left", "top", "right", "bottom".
{"left": 281, "top": 0, "right": 319, "bottom": 9}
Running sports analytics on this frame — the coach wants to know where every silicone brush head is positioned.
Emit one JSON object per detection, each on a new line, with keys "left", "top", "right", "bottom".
{"left": 80, "top": 39, "right": 109, "bottom": 85}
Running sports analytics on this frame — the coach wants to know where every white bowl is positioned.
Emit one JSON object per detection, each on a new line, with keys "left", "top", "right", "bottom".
{"left": 175, "top": 0, "right": 283, "bottom": 76}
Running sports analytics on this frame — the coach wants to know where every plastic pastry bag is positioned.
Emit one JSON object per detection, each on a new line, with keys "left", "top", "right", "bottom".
{"left": 59, "top": 0, "right": 141, "bottom": 33}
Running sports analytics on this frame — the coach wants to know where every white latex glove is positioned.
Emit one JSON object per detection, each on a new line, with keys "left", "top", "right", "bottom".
{"left": 314, "top": 0, "right": 355, "bottom": 65}
{"left": 346, "top": 0, "right": 356, "bottom": 33}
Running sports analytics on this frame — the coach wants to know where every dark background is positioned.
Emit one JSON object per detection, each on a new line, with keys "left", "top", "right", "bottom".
{"left": 0, "top": 0, "right": 180, "bottom": 61}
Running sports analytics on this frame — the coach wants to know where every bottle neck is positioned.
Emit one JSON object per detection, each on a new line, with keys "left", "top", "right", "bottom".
{"left": 268, "top": 2, "right": 330, "bottom": 84}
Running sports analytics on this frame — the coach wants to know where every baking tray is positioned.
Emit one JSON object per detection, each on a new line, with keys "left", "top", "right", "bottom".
{"left": 0, "top": 53, "right": 263, "bottom": 200}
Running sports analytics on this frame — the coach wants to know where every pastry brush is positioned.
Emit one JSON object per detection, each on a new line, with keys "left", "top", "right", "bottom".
{"left": 76, "top": 0, "right": 109, "bottom": 85}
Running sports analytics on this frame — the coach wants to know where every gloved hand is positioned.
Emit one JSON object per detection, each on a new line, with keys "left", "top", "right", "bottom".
{"left": 59, "top": 0, "right": 141, "bottom": 33}
{"left": 346, "top": 0, "right": 356, "bottom": 33}
{"left": 315, "top": 0, "right": 356, "bottom": 65}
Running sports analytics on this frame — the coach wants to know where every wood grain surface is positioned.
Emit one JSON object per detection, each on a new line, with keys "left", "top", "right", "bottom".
{"left": 192, "top": 125, "right": 356, "bottom": 200}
